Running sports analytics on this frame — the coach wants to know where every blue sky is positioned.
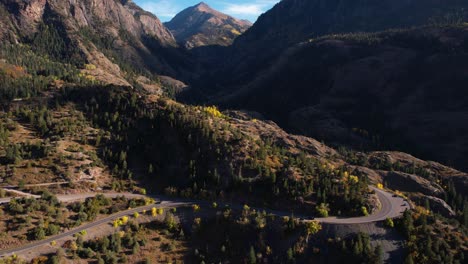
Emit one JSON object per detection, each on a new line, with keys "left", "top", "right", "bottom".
{"left": 134, "top": 0, "right": 280, "bottom": 22}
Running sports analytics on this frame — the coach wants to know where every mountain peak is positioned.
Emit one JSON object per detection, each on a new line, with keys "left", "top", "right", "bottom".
{"left": 194, "top": 2, "right": 210, "bottom": 9}
{"left": 165, "top": 2, "right": 252, "bottom": 49}
{"left": 191, "top": 2, "right": 222, "bottom": 16}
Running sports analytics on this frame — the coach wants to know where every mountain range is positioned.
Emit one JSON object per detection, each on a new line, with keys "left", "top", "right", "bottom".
{"left": 1, "top": 0, "right": 465, "bottom": 172}
{"left": 0, "top": 0, "right": 467, "bottom": 263}
{"left": 0, "top": 0, "right": 466, "bottom": 174}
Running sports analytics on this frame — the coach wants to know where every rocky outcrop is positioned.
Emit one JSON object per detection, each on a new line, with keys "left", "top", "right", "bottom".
{"left": 158, "top": 75, "right": 189, "bottom": 93}
{"left": 367, "top": 152, "right": 467, "bottom": 179}
{"left": 380, "top": 171, "right": 443, "bottom": 196}
{"left": 165, "top": 2, "right": 251, "bottom": 49}
{"left": 226, "top": 110, "right": 338, "bottom": 158}
{"left": 3, "top": 0, "right": 47, "bottom": 35}
{"left": 411, "top": 194, "right": 456, "bottom": 217}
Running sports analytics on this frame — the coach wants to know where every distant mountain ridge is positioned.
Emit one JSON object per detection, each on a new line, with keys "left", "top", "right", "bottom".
{"left": 223, "top": 0, "right": 468, "bottom": 81}
{"left": 165, "top": 2, "right": 252, "bottom": 49}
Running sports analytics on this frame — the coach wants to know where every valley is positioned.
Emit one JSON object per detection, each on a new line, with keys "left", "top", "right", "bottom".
{"left": 0, "top": 0, "right": 466, "bottom": 263}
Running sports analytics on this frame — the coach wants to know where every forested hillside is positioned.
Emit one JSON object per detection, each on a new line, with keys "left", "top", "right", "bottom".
{"left": 0, "top": 0, "right": 466, "bottom": 263}
{"left": 181, "top": 0, "right": 468, "bottom": 172}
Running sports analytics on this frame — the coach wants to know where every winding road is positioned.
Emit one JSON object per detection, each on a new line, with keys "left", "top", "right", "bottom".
{"left": 314, "top": 186, "right": 410, "bottom": 224}
{"left": 0, "top": 201, "right": 188, "bottom": 258}
{"left": 0, "top": 186, "right": 410, "bottom": 258}
{"left": 0, "top": 191, "right": 147, "bottom": 205}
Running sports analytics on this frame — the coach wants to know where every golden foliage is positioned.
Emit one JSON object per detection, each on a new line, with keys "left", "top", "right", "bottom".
{"left": 361, "top": 206, "right": 369, "bottom": 216}
{"left": 85, "top": 64, "right": 97, "bottom": 70}
{"left": 316, "top": 203, "right": 330, "bottom": 217}
{"left": 306, "top": 220, "right": 322, "bottom": 236}
{"left": 349, "top": 175, "right": 359, "bottom": 184}
{"left": 204, "top": 106, "right": 224, "bottom": 118}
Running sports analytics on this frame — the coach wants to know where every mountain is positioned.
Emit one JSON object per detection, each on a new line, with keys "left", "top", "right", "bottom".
{"left": 0, "top": 0, "right": 467, "bottom": 263}
{"left": 165, "top": 2, "right": 252, "bottom": 49}
{"left": 0, "top": 0, "right": 193, "bottom": 85}
{"left": 181, "top": 0, "right": 468, "bottom": 171}
{"left": 200, "top": 0, "right": 468, "bottom": 83}
{"left": 222, "top": 27, "right": 468, "bottom": 170}
{"left": 234, "top": 0, "right": 468, "bottom": 48}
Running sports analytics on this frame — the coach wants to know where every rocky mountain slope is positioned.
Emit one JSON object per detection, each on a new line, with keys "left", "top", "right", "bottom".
{"left": 187, "top": 26, "right": 468, "bottom": 172}
{"left": 224, "top": 0, "right": 468, "bottom": 79}
{"left": 0, "top": 0, "right": 194, "bottom": 85}
{"left": 165, "top": 2, "right": 251, "bottom": 49}
{"left": 181, "top": 0, "right": 468, "bottom": 172}
{"left": 0, "top": 1, "right": 466, "bottom": 263}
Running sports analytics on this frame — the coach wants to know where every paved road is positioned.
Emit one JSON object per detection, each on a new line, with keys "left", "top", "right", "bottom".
{"left": 233, "top": 187, "right": 410, "bottom": 224}
{"left": 0, "top": 201, "right": 191, "bottom": 257}
{"left": 0, "top": 191, "right": 146, "bottom": 204}
{"left": 313, "top": 186, "right": 410, "bottom": 224}
{"left": 0, "top": 186, "right": 409, "bottom": 257}
{"left": 0, "top": 180, "right": 97, "bottom": 189}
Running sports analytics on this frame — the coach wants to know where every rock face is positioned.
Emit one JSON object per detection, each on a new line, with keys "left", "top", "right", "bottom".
{"left": 382, "top": 171, "right": 443, "bottom": 196}
{"left": 411, "top": 194, "right": 456, "bottom": 217}
{"left": 165, "top": 2, "right": 251, "bottom": 49}
{"left": 0, "top": 0, "right": 193, "bottom": 83}
{"left": 226, "top": 110, "right": 338, "bottom": 158}
{"left": 1, "top": 0, "right": 175, "bottom": 43}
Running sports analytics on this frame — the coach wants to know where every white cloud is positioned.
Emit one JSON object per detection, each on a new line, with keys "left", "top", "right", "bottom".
{"left": 222, "top": 0, "right": 278, "bottom": 17}
{"left": 224, "top": 4, "right": 263, "bottom": 16}
{"left": 140, "top": 0, "right": 179, "bottom": 19}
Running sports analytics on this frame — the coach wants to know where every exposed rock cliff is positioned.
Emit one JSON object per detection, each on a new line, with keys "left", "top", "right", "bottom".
{"left": 0, "top": 0, "right": 192, "bottom": 84}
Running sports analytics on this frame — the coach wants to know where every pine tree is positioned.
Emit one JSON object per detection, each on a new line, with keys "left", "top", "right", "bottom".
{"left": 287, "top": 247, "right": 295, "bottom": 263}
{"left": 374, "top": 245, "right": 384, "bottom": 264}
{"left": 463, "top": 199, "right": 468, "bottom": 226}
{"left": 249, "top": 246, "right": 256, "bottom": 264}
{"left": 405, "top": 254, "right": 414, "bottom": 264}
{"left": 132, "top": 242, "right": 140, "bottom": 254}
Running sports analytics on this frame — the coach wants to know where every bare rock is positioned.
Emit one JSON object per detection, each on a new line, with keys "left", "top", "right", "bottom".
{"left": 411, "top": 194, "right": 456, "bottom": 217}
{"left": 380, "top": 171, "right": 443, "bottom": 196}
